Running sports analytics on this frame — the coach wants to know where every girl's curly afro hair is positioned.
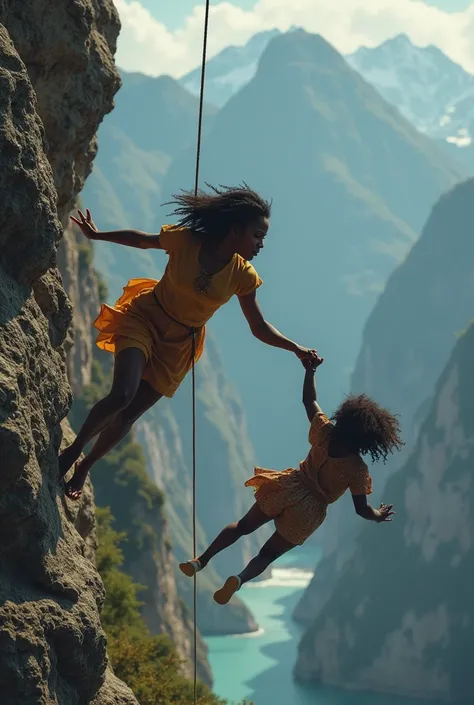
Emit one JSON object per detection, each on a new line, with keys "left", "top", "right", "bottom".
{"left": 331, "top": 394, "right": 404, "bottom": 463}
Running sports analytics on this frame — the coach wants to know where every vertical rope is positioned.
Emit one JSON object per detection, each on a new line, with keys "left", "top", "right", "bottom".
{"left": 192, "top": 3, "right": 211, "bottom": 703}
{"left": 191, "top": 329, "right": 198, "bottom": 704}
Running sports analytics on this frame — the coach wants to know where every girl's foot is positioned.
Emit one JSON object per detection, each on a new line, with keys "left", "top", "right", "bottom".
{"left": 58, "top": 443, "right": 81, "bottom": 480}
{"left": 179, "top": 559, "right": 202, "bottom": 578}
{"left": 64, "top": 463, "right": 89, "bottom": 501}
{"left": 213, "top": 576, "right": 241, "bottom": 605}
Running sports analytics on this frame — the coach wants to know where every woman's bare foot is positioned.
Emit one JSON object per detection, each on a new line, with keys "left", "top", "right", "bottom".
{"left": 64, "top": 462, "right": 90, "bottom": 501}
{"left": 58, "top": 442, "right": 82, "bottom": 480}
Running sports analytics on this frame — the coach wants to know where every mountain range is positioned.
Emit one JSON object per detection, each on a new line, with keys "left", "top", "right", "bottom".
{"left": 347, "top": 34, "right": 474, "bottom": 171}
{"left": 180, "top": 29, "right": 282, "bottom": 108}
{"left": 181, "top": 30, "right": 474, "bottom": 172}
{"left": 347, "top": 34, "right": 474, "bottom": 144}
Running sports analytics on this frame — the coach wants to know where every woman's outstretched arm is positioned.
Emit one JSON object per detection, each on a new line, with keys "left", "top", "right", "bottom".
{"left": 238, "top": 290, "right": 317, "bottom": 360}
{"left": 71, "top": 209, "right": 163, "bottom": 249}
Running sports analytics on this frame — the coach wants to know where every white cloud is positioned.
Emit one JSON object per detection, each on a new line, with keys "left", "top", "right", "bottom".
{"left": 113, "top": 0, "right": 474, "bottom": 78}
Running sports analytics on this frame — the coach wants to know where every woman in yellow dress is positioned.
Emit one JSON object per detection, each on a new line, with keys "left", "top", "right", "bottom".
{"left": 59, "top": 185, "right": 318, "bottom": 499}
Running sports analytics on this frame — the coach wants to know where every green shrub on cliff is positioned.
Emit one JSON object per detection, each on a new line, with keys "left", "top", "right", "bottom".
{"left": 96, "top": 507, "right": 236, "bottom": 705}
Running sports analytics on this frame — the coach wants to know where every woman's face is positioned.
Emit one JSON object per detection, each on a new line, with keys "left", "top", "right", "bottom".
{"left": 232, "top": 216, "right": 269, "bottom": 261}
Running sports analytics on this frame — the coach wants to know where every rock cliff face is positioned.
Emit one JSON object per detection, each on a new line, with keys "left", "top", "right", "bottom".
{"left": 351, "top": 178, "right": 474, "bottom": 450}
{"left": 0, "top": 3, "right": 139, "bottom": 704}
{"left": 294, "top": 322, "right": 474, "bottom": 704}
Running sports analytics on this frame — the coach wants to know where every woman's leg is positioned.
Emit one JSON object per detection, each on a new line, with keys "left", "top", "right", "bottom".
{"left": 213, "top": 531, "right": 295, "bottom": 605}
{"left": 180, "top": 502, "right": 271, "bottom": 577}
{"left": 65, "top": 380, "right": 162, "bottom": 499}
{"left": 58, "top": 347, "right": 147, "bottom": 478}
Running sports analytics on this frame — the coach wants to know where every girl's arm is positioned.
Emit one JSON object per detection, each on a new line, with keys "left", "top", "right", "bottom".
{"left": 302, "top": 359, "right": 323, "bottom": 422}
{"left": 238, "top": 290, "right": 317, "bottom": 360}
{"left": 352, "top": 495, "right": 395, "bottom": 523}
{"left": 71, "top": 209, "right": 163, "bottom": 250}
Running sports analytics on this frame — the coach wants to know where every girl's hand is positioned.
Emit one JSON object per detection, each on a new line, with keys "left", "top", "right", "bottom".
{"left": 294, "top": 346, "right": 319, "bottom": 362}
{"left": 375, "top": 503, "right": 395, "bottom": 523}
{"left": 302, "top": 352, "right": 324, "bottom": 371}
{"left": 70, "top": 209, "right": 99, "bottom": 240}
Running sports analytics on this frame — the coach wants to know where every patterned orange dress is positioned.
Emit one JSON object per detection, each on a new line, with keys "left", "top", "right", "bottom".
{"left": 246, "top": 412, "right": 373, "bottom": 545}
{"left": 93, "top": 225, "right": 262, "bottom": 397}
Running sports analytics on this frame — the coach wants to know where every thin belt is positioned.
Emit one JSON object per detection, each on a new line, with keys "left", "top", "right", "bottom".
{"left": 153, "top": 288, "right": 202, "bottom": 360}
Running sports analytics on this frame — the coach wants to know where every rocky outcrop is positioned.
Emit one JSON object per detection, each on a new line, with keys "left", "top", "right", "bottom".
{"left": 293, "top": 322, "right": 474, "bottom": 703}
{"left": 0, "top": 3, "right": 139, "bottom": 704}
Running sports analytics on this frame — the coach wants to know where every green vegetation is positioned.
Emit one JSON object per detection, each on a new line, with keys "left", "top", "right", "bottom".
{"left": 96, "top": 508, "right": 236, "bottom": 705}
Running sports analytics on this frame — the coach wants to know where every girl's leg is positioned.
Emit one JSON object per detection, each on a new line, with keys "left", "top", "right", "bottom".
{"left": 180, "top": 502, "right": 271, "bottom": 577}
{"left": 58, "top": 347, "right": 147, "bottom": 478}
{"left": 65, "top": 380, "right": 162, "bottom": 499}
{"left": 238, "top": 531, "right": 294, "bottom": 585}
{"left": 213, "top": 531, "right": 295, "bottom": 605}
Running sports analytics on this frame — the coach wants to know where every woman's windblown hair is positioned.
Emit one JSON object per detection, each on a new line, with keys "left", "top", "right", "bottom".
{"left": 166, "top": 183, "right": 271, "bottom": 239}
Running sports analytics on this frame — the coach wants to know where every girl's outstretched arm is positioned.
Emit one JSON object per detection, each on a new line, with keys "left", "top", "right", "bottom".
{"left": 302, "top": 358, "right": 323, "bottom": 422}
{"left": 71, "top": 209, "right": 163, "bottom": 250}
{"left": 238, "top": 290, "right": 317, "bottom": 361}
{"left": 352, "top": 495, "right": 395, "bottom": 522}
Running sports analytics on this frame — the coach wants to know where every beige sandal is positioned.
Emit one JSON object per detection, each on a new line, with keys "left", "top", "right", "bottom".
{"left": 213, "top": 576, "right": 241, "bottom": 605}
{"left": 179, "top": 559, "right": 202, "bottom": 578}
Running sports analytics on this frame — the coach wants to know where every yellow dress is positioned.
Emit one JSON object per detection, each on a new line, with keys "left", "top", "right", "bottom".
{"left": 246, "top": 412, "right": 373, "bottom": 545}
{"left": 93, "top": 225, "right": 262, "bottom": 397}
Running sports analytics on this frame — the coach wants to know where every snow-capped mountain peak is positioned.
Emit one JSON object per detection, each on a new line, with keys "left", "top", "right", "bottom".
{"left": 346, "top": 34, "right": 474, "bottom": 147}
{"left": 180, "top": 26, "right": 307, "bottom": 108}
{"left": 179, "top": 29, "right": 281, "bottom": 107}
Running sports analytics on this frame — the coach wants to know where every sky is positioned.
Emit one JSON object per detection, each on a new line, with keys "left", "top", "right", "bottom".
{"left": 114, "top": 0, "right": 474, "bottom": 78}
